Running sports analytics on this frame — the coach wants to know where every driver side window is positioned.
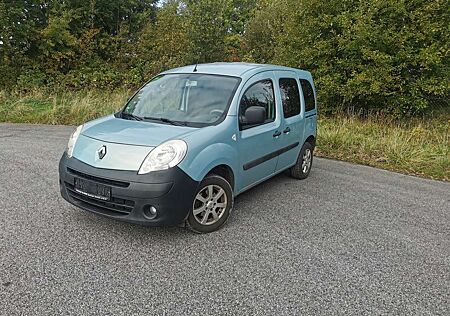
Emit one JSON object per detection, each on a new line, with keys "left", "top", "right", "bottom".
{"left": 239, "top": 79, "right": 275, "bottom": 128}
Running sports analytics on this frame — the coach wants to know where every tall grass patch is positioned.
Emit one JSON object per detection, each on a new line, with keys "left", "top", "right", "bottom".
{"left": 0, "top": 90, "right": 129, "bottom": 125}
{"left": 317, "top": 115, "right": 450, "bottom": 181}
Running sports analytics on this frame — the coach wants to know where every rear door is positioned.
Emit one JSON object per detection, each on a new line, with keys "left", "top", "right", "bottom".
{"left": 274, "top": 71, "right": 305, "bottom": 172}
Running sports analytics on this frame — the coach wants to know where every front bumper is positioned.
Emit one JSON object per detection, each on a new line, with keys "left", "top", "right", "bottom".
{"left": 59, "top": 153, "right": 199, "bottom": 226}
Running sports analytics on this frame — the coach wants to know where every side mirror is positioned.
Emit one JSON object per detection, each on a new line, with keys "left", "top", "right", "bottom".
{"left": 241, "top": 106, "right": 266, "bottom": 126}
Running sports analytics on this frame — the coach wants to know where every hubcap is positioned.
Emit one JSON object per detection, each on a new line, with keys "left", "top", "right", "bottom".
{"left": 193, "top": 184, "right": 228, "bottom": 226}
{"left": 302, "top": 149, "right": 312, "bottom": 173}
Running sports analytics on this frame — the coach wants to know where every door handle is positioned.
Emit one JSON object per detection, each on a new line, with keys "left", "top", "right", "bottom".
{"left": 283, "top": 127, "right": 291, "bottom": 134}
{"left": 273, "top": 131, "right": 281, "bottom": 138}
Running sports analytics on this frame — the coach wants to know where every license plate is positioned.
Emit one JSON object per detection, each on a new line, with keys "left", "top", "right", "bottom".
{"left": 74, "top": 178, "right": 111, "bottom": 201}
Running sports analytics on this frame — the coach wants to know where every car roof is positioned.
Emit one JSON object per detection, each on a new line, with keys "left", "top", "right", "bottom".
{"left": 162, "top": 62, "right": 311, "bottom": 78}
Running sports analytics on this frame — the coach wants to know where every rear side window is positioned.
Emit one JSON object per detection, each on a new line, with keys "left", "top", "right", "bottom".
{"left": 279, "top": 78, "right": 301, "bottom": 118}
{"left": 300, "top": 79, "right": 315, "bottom": 112}
{"left": 239, "top": 79, "right": 276, "bottom": 123}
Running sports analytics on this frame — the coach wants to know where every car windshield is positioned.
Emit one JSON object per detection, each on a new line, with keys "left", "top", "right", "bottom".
{"left": 122, "top": 74, "right": 241, "bottom": 127}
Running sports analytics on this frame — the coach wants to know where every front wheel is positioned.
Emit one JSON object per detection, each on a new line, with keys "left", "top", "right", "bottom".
{"left": 186, "top": 174, "right": 233, "bottom": 233}
{"left": 290, "top": 142, "right": 314, "bottom": 179}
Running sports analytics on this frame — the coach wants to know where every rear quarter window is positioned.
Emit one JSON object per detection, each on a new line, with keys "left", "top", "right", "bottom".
{"left": 300, "top": 79, "right": 316, "bottom": 112}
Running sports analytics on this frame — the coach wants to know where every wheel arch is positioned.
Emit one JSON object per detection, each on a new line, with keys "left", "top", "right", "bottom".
{"left": 179, "top": 141, "right": 240, "bottom": 190}
{"left": 305, "top": 135, "right": 316, "bottom": 149}
{"left": 205, "top": 164, "right": 235, "bottom": 190}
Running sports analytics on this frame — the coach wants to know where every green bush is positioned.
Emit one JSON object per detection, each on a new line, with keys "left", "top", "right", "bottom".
{"left": 0, "top": 0, "right": 448, "bottom": 116}
{"left": 244, "top": 0, "right": 450, "bottom": 115}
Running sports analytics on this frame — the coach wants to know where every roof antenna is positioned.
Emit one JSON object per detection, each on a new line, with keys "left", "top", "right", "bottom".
{"left": 193, "top": 63, "right": 198, "bottom": 72}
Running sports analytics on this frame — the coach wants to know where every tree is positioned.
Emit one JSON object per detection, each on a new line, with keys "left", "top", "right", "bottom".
{"left": 1, "top": 0, "right": 448, "bottom": 116}
{"left": 138, "top": 0, "right": 190, "bottom": 75}
{"left": 184, "top": 0, "right": 256, "bottom": 62}
{"left": 245, "top": 0, "right": 450, "bottom": 115}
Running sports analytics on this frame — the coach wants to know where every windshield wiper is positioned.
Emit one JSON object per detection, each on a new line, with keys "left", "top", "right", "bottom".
{"left": 143, "top": 117, "right": 187, "bottom": 126}
{"left": 121, "top": 112, "right": 143, "bottom": 121}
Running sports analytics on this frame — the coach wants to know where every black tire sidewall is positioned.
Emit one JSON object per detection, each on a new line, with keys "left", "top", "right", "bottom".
{"left": 187, "top": 175, "right": 233, "bottom": 233}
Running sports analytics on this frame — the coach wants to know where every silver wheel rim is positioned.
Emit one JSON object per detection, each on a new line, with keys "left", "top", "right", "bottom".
{"left": 193, "top": 184, "right": 228, "bottom": 226}
{"left": 302, "top": 149, "right": 312, "bottom": 173}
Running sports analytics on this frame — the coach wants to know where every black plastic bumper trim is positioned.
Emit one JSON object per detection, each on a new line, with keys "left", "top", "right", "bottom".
{"left": 59, "top": 153, "right": 199, "bottom": 226}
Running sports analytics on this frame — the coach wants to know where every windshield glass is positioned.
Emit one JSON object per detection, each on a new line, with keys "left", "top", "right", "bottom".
{"left": 122, "top": 74, "right": 241, "bottom": 127}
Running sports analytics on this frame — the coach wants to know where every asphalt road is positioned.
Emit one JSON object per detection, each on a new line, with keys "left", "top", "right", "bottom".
{"left": 0, "top": 123, "right": 449, "bottom": 315}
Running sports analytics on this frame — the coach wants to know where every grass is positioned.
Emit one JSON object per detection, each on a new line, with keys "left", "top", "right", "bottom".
{"left": 316, "top": 115, "right": 449, "bottom": 181}
{"left": 0, "top": 90, "right": 129, "bottom": 125}
{"left": 1, "top": 90, "right": 449, "bottom": 181}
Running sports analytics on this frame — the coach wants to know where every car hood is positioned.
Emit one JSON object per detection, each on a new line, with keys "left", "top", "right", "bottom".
{"left": 82, "top": 115, "right": 196, "bottom": 147}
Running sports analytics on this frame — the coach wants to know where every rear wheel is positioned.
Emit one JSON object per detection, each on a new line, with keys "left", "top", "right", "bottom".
{"left": 186, "top": 174, "right": 233, "bottom": 233}
{"left": 290, "top": 142, "right": 313, "bottom": 179}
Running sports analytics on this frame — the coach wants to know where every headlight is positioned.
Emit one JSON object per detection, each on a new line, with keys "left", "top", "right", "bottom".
{"left": 67, "top": 125, "right": 83, "bottom": 158}
{"left": 138, "top": 140, "right": 187, "bottom": 174}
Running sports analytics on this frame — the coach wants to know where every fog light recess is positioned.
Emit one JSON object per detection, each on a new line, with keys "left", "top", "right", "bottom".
{"left": 143, "top": 205, "right": 158, "bottom": 219}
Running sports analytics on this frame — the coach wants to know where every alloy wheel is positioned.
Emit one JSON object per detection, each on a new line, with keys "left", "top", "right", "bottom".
{"left": 302, "top": 148, "right": 312, "bottom": 173}
{"left": 193, "top": 184, "right": 228, "bottom": 226}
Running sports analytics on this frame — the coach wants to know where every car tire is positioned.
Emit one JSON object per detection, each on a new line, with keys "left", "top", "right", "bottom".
{"left": 290, "top": 142, "right": 314, "bottom": 180}
{"left": 186, "top": 174, "right": 233, "bottom": 233}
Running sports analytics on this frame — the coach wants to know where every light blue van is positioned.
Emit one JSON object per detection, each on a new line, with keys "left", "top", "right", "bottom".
{"left": 59, "top": 63, "right": 317, "bottom": 233}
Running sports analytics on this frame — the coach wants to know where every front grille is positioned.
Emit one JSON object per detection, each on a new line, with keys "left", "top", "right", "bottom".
{"left": 67, "top": 168, "right": 130, "bottom": 188}
{"left": 65, "top": 182, "right": 135, "bottom": 215}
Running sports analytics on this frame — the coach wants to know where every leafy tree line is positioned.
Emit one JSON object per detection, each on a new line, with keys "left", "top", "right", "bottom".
{"left": 0, "top": 0, "right": 448, "bottom": 115}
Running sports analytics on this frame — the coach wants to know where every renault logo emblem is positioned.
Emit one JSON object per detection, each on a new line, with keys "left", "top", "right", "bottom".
{"left": 97, "top": 145, "right": 107, "bottom": 160}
